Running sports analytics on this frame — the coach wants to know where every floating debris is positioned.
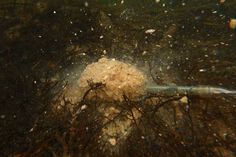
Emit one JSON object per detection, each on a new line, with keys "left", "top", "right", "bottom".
{"left": 0, "top": 115, "right": 5, "bottom": 119}
{"left": 219, "top": 0, "right": 226, "bottom": 4}
{"left": 180, "top": 96, "right": 188, "bottom": 104}
{"left": 229, "top": 18, "right": 236, "bottom": 29}
{"left": 84, "top": 1, "right": 89, "bottom": 7}
{"left": 80, "top": 105, "right": 87, "bottom": 110}
{"left": 145, "top": 29, "right": 156, "bottom": 34}
{"left": 142, "top": 50, "right": 148, "bottom": 55}
{"left": 108, "top": 138, "right": 117, "bottom": 146}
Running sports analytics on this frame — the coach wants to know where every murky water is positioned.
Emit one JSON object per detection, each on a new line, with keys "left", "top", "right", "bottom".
{"left": 0, "top": 0, "right": 236, "bottom": 157}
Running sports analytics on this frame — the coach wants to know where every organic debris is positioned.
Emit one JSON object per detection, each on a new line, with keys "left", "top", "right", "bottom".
{"left": 64, "top": 57, "right": 146, "bottom": 103}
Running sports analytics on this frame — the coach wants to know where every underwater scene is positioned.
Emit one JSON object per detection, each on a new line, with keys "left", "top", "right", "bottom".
{"left": 0, "top": 0, "right": 236, "bottom": 157}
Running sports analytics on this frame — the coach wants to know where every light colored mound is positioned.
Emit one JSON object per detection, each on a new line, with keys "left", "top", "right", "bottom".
{"left": 56, "top": 58, "right": 146, "bottom": 154}
{"left": 98, "top": 105, "right": 141, "bottom": 154}
{"left": 77, "top": 58, "right": 147, "bottom": 102}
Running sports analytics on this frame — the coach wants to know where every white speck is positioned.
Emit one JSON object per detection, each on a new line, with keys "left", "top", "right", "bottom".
{"left": 111, "top": 58, "right": 116, "bottom": 61}
{"left": 33, "top": 80, "right": 37, "bottom": 84}
{"left": 212, "top": 10, "right": 217, "bottom": 14}
{"left": 155, "top": 0, "right": 160, "bottom": 3}
{"left": 162, "top": 3, "right": 165, "bottom": 7}
{"left": 158, "top": 133, "right": 162, "bottom": 136}
{"left": 145, "top": 29, "right": 156, "bottom": 34}
{"left": 38, "top": 35, "right": 42, "bottom": 38}
{"left": 167, "top": 34, "right": 172, "bottom": 38}
{"left": 141, "top": 136, "right": 145, "bottom": 139}
{"left": 100, "top": 35, "right": 104, "bottom": 39}
{"left": 1, "top": 115, "right": 5, "bottom": 119}
{"left": 53, "top": 11, "right": 56, "bottom": 14}
{"left": 103, "top": 50, "right": 107, "bottom": 54}
{"left": 199, "top": 69, "right": 206, "bottom": 72}
{"left": 223, "top": 133, "right": 227, "bottom": 139}
{"left": 81, "top": 105, "right": 87, "bottom": 110}
{"left": 86, "top": 127, "right": 89, "bottom": 131}
{"left": 182, "top": 2, "right": 186, "bottom": 6}
{"left": 91, "top": 27, "right": 94, "bottom": 31}
{"left": 70, "top": 21, "right": 73, "bottom": 24}
{"left": 74, "top": 33, "right": 77, "bottom": 36}
{"left": 108, "top": 138, "right": 117, "bottom": 146}
{"left": 29, "top": 128, "right": 34, "bottom": 132}
{"left": 142, "top": 51, "right": 147, "bottom": 55}
{"left": 121, "top": 0, "right": 124, "bottom": 4}
{"left": 84, "top": 1, "right": 89, "bottom": 7}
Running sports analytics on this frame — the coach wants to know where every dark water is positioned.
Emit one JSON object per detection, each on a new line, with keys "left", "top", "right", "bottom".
{"left": 0, "top": 0, "right": 236, "bottom": 157}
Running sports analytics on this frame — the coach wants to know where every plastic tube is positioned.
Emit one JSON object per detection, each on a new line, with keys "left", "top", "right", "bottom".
{"left": 146, "top": 85, "right": 236, "bottom": 96}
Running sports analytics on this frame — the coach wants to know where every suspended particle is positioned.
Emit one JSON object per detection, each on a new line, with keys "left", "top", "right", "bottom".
{"left": 229, "top": 18, "right": 236, "bottom": 29}
{"left": 219, "top": 0, "right": 226, "bottom": 4}
{"left": 84, "top": 1, "right": 89, "bottom": 7}
{"left": 145, "top": 29, "right": 156, "bottom": 34}
{"left": 108, "top": 138, "right": 117, "bottom": 146}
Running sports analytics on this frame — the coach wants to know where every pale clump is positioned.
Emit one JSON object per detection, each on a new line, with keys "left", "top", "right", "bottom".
{"left": 57, "top": 58, "right": 145, "bottom": 154}
{"left": 98, "top": 105, "right": 141, "bottom": 153}
{"left": 77, "top": 57, "right": 146, "bottom": 102}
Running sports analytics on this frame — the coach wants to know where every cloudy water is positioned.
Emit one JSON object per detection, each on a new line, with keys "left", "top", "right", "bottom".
{"left": 0, "top": 0, "right": 236, "bottom": 157}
